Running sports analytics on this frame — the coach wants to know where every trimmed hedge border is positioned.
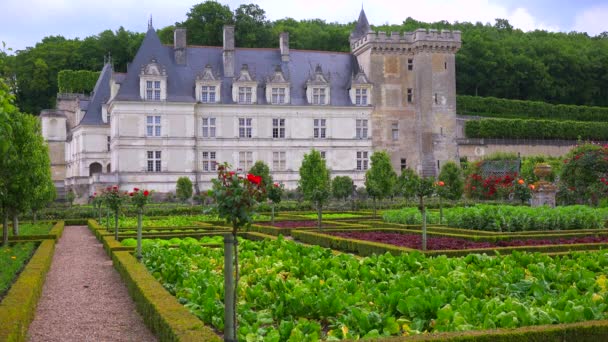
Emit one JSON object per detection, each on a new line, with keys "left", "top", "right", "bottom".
{"left": 381, "top": 318, "right": 608, "bottom": 341}
{"left": 112, "top": 251, "right": 221, "bottom": 341}
{"left": 8, "top": 221, "right": 65, "bottom": 242}
{"left": 0, "top": 239, "right": 56, "bottom": 341}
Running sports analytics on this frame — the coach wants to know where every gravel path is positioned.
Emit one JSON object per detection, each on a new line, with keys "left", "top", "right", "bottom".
{"left": 28, "top": 226, "right": 157, "bottom": 342}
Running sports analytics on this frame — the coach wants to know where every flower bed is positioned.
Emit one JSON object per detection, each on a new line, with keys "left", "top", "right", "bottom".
{"left": 140, "top": 237, "right": 608, "bottom": 340}
{"left": 330, "top": 231, "right": 608, "bottom": 251}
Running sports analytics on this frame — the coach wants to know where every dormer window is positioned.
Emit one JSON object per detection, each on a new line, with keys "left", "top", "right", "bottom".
{"left": 350, "top": 69, "right": 373, "bottom": 106}
{"left": 271, "top": 88, "right": 286, "bottom": 104}
{"left": 196, "top": 65, "right": 221, "bottom": 104}
{"left": 312, "top": 88, "right": 326, "bottom": 105}
{"left": 146, "top": 81, "right": 161, "bottom": 101}
{"left": 201, "top": 86, "right": 216, "bottom": 103}
{"left": 355, "top": 88, "right": 368, "bottom": 105}
{"left": 232, "top": 64, "right": 257, "bottom": 104}
{"left": 139, "top": 58, "right": 167, "bottom": 101}
{"left": 306, "top": 65, "right": 330, "bottom": 106}
{"left": 266, "top": 66, "right": 290, "bottom": 105}
{"left": 238, "top": 87, "right": 253, "bottom": 104}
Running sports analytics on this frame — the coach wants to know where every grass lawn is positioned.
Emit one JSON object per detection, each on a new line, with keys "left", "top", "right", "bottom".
{"left": 0, "top": 242, "right": 37, "bottom": 299}
{"left": 7, "top": 223, "right": 53, "bottom": 236}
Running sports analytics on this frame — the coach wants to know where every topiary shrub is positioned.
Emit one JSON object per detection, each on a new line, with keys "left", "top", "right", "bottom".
{"left": 175, "top": 177, "right": 193, "bottom": 203}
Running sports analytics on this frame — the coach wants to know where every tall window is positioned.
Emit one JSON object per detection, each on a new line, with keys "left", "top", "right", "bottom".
{"left": 201, "top": 86, "right": 216, "bottom": 103}
{"left": 273, "top": 151, "right": 286, "bottom": 171}
{"left": 271, "top": 88, "right": 286, "bottom": 104}
{"left": 401, "top": 158, "right": 407, "bottom": 171}
{"left": 238, "top": 87, "right": 252, "bottom": 104}
{"left": 202, "top": 151, "right": 217, "bottom": 172}
{"left": 146, "top": 115, "right": 161, "bottom": 137}
{"left": 238, "top": 151, "right": 253, "bottom": 170}
{"left": 272, "top": 118, "right": 285, "bottom": 138}
{"left": 355, "top": 88, "right": 368, "bottom": 105}
{"left": 146, "top": 81, "right": 161, "bottom": 100}
{"left": 313, "top": 119, "right": 326, "bottom": 139}
{"left": 408, "top": 58, "right": 413, "bottom": 71}
{"left": 202, "top": 117, "right": 216, "bottom": 138}
{"left": 407, "top": 88, "right": 413, "bottom": 103}
{"left": 356, "top": 151, "right": 369, "bottom": 171}
{"left": 147, "top": 151, "right": 161, "bottom": 172}
{"left": 312, "top": 88, "right": 326, "bottom": 105}
{"left": 392, "top": 122, "right": 399, "bottom": 141}
{"left": 356, "top": 119, "right": 368, "bottom": 139}
{"left": 239, "top": 118, "right": 252, "bottom": 138}
{"left": 320, "top": 151, "right": 326, "bottom": 160}
{"left": 106, "top": 136, "right": 110, "bottom": 152}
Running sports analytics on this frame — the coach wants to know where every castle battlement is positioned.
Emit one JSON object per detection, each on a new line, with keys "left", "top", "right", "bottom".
{"left": 351, "top": 28, "right": 461, "bottom": 54}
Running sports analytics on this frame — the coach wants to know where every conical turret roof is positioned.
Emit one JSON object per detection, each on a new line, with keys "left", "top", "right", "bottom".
{"left": 351, "top": 8, "right": 372, "bottom": 40}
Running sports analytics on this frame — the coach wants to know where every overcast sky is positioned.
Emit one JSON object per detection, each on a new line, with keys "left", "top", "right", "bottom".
{"left": 1, "top": 0, "right": 607, "bottom": 52}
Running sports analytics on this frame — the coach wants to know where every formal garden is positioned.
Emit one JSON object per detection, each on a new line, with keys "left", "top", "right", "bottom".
{"left": 4, "top": 140, "right": 608, "bottom": 341}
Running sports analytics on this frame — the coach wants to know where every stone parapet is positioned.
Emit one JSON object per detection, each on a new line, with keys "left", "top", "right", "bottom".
{"left": 351, "top": 29, "right": 461, "bottom": 54}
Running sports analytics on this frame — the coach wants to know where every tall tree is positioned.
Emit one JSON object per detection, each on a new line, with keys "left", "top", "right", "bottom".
{"left": 365, "top": 151, "right": 397, "bottom": 217}
{"left": 234, "top": 4, "right": 273, "bottom": 47}
{"left": 299, "top": 149, "right": 331, "bottom": 228}
{"left": 181, "top": 1, "right": 234, "bottom": 46}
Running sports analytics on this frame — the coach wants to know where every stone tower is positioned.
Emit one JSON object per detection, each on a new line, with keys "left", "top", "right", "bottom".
{"left": 350, "top": 9, "right": 461, "bottom": 176}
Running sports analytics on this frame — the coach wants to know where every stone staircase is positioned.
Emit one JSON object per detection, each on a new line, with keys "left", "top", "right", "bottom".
{"left": 421, "top": 155, "right": 437, "bottom": 178}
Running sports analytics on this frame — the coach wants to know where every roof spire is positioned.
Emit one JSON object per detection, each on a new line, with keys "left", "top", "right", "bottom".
{"left": 351, "top": 7, "right": 372, "bottom": 40}
{"left": 148, "top": 15, "right": 153, "bottom": 30}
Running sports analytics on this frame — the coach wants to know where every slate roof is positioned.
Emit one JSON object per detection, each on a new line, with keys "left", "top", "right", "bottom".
{"left": 121, "top": 28, "right": 359, "bottom": 104}
{"left": 351, "top": 8, "right": 372, "bottom": 40}
{"left": 79, "top": 63, "right": 112, "bottom": 125}
{"left": 84, "top": 26, "right": 362, "bottom": 125}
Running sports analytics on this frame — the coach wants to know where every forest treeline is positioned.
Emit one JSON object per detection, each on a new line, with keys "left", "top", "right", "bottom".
{"left": 0, "top": 1, "right": 607, "bottom": 114}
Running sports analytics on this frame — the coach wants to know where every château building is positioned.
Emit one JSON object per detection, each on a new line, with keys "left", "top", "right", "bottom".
{"left": 40, "top": 9, "right": 462, "bottom": 200}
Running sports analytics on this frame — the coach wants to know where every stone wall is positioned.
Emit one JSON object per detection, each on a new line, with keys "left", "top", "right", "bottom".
{"left": 458, "top": 139, "right": 579, "bottom": 161}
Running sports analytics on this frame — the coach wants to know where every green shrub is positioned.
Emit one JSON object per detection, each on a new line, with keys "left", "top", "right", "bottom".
{"left": 458, "top": 95, "right": 608, "bottom": 122}
{"left": 175, "top": 177, "right": 193, "bottom": 203}
{"left": 465, "top": 118, "right": 608, "bottom": 140}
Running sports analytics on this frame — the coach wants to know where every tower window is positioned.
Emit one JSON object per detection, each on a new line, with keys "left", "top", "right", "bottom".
{"left": 400, "top": 158, "right": 407, "bottom": 171}
{"left": 407, "top": 88, "right": 413, "bottom": 103}
{"left": 392, "top": 122, "right": 399, "bottom": 141}
{"left": 407, "top": 58, "right": 413, "bottom": 71}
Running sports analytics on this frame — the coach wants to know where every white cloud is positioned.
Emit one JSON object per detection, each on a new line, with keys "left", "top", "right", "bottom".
{"left": 573, "top": 5, "right": 608, "bottom": 36}
{"left": 508, "top": 7, "right": 560, "bottom": 32}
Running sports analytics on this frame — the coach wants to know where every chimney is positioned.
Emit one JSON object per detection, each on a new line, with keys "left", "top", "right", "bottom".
{"left": 223, "top": 25, "right": 235, "bottom": 77}
{"left": 280, "top": 32, "right": 289, "bottom": 62}
{"left": 174, "top": 28, "right": 187, "bottom": 65}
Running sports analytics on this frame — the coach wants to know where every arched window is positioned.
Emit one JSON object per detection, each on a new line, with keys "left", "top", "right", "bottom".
{"left": 106, "top": 163, "right": 111, "bottom": 173}
{"left": 89, "top": 162, "right": 102, "bottom": 176}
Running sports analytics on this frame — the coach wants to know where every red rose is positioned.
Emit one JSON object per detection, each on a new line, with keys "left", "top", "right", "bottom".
{"left": 143, "top": 190, "right": 149, "bottom": 197}
{"left": 93, "top": 192, "right": 97, "bottom": 196}
{"left": 133, "top": 187, "right": 139, "bottom": 192}
{"left": 129, "top": 192, "right": 134, "bottom": 196}
{"left": 274, "top": 183, "right": 279, "bottom": 187}
{"left": 602, "top": 178, "right": 606, "bottom": 183}
{"left": 228, "top": 171, "right": 235, "bottom": 177}
{"left": 106, "top": 186, "right": 112, "bottom": 191}
{"left": 247, "top": 174, "right": 261, "bottom": 185}
{"left": 438, "top": 181, "right": 445, "bottom": 186}
{"left": 518, "top": 179, "right": 524, "bottom": 185}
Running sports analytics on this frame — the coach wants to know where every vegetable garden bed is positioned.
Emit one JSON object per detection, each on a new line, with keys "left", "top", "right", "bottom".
{"left": 138, "top": 237, "right": 608, "bottom": 340}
